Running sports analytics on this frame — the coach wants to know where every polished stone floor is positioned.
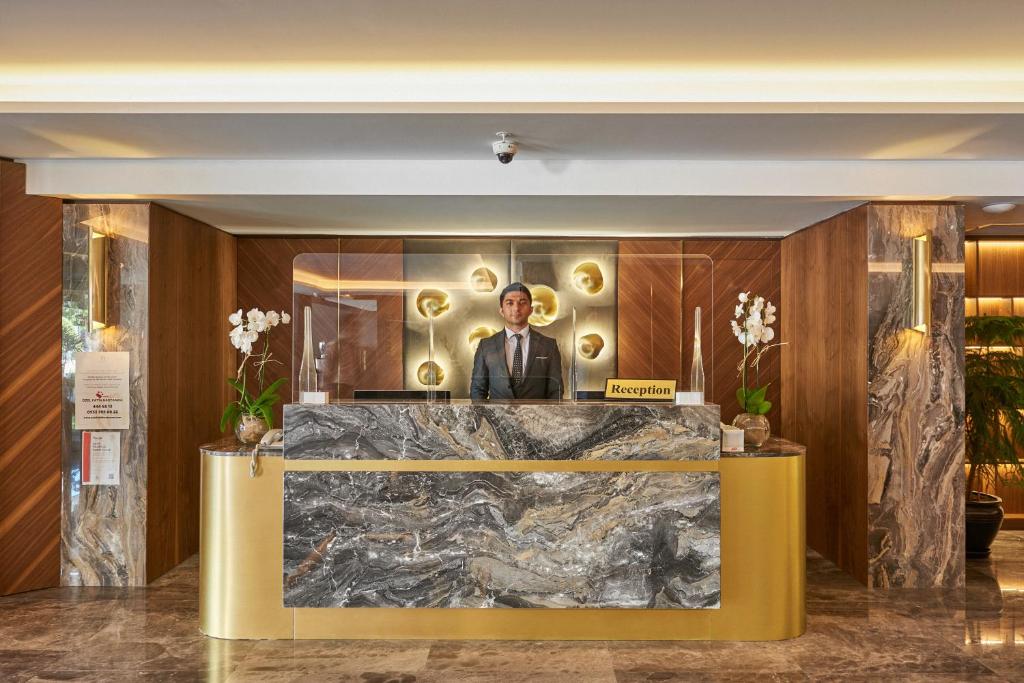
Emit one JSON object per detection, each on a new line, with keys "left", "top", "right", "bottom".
{"left": 1, "top": 533, "right": 1022, "bottom": 682}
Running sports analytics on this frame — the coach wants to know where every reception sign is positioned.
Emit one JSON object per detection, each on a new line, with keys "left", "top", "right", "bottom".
{"left": 604, "top": 378, "right": 677, "bottom": 401}
{"left": 74, "top": 351, "right": 130, "bottom": 429}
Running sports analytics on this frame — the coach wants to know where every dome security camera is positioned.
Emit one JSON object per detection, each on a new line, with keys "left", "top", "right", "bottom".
{"left": 492, "top": 132, "right": 518, "bottom": 164}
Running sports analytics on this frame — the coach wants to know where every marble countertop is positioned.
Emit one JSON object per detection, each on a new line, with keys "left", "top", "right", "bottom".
{"left": 200, "top": 436, "right": 282, "bottom": 457}
{"left": 722, "top": 437, "right": 806, "bottom": 458}
{"left": 202, "top": 434, "right": 805, "bottom": 459}
{"left": 283, "top": 402, "right": 721, "bottom": 461}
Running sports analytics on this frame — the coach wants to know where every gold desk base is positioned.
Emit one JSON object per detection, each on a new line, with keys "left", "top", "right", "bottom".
{"left": 200, "top": 454, "right": 805, "bottom": 641}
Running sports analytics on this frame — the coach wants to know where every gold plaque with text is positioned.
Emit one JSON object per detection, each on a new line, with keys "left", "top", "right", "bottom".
{"left": 604, "top": 378, "right": 677, "bottom": 401}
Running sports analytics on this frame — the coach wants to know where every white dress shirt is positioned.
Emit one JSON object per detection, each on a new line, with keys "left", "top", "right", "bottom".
{"left": 504, "top": 326, "right": 530, "bottom": 375}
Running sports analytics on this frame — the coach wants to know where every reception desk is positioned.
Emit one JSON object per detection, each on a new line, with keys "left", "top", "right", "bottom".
{"left": 200, "top": 401, "right": 805, "bottom": 640}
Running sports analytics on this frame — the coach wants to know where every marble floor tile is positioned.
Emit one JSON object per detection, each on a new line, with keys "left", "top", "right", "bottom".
{"left": 2, "top": 534, "right": 1024, "bottom": 681}
{"left": 225, "top": 640, "right": 431, "bottom": 683}
{"left": 422, "top": 641, "right": 617, "bottom": 682}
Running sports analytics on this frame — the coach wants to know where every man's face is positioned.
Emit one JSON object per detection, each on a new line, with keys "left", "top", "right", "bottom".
{"left": 500, "top": 291, "right": 532, "bottom": 329}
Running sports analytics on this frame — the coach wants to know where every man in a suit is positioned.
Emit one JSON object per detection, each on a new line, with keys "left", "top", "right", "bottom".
{"left": 470, "top": 282, "right": 563, "bottom": 400}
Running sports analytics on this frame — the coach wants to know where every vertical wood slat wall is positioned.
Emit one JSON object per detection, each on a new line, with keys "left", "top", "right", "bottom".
{"left": 235, "top": 238, "right": 404, "bottom": 423}
{"left": 616, "top": 240, "right": 683, "bottom": 382}
{"left": 683, "top": 240, "right": 782, "bottom": 425}
{"left": 146, "top": 205, "right": 237, "bottom": 582}
{"left": 781, "top": 206, "right": 869, "bottom": 584}
{"left": 237, "top": 237, "right": 337, "bottom": 425}
{"left": 0, "top": 160, "right": 63, "bottom": 595}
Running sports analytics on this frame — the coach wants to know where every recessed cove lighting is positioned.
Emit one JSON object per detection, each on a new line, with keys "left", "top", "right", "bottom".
{"left": 982, "top": 202, "right": 1017, "bottom": 214}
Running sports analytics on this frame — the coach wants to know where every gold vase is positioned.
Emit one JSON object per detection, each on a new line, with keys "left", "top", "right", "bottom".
{"left": 234, "top": 414, "right": 269, "bottom": 445}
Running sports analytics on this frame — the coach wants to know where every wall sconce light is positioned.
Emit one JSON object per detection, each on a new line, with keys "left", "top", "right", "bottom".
{"left": 911, "top": 234, "right": 931, "bottom": 333}
{"left": 88, "top": 231, "right": 109, "bottom": 330}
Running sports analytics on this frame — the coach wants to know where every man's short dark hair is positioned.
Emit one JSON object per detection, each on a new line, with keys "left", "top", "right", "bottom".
{"left": 499, "top": 282, "right": 532, "bottom": 305}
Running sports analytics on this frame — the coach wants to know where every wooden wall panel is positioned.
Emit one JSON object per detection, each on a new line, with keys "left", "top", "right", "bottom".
{"left": 617, "top": 240, "right": 682, "bottom": 381}
{"left": 781, "top": 206, "right": 869, "bottom": 584}
{"left": 965, "top": 240, "right": 978, "bottom": 297}
{"left": 147, "top": 204, "right": 236, "bottom": 582}
{"left": 332, "top": 243, "right": 404, "bottom": 398}
{"left": 976, "top": 241, "right": 1024, "bottom": 296}
{"left": 0, "top": 160, "right": 63, "bottom": 595}
{"left": 237, "top": 238, "right": 404, "bottom": 413}
{"left": 237, "top": 237, "right": 338, "bottom": 423}
{"left": 683, "top": 240, "right": 782, "bottom": 424}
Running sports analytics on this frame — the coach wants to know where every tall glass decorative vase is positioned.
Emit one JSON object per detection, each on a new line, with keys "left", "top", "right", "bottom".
{"left": 298, "top": 305, "right": 317, "bottom": 400}
{"left": 690, "top": 307, "right": 705, "bottom": 401}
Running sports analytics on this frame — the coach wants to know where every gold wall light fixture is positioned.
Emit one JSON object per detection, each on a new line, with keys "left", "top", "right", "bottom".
{"left": 470, "top": 267, "right": 498, "bottom": 293}
{"left": 468, "top": 326, "right": 498, "bottom": 350}
{"left": 416, "top": 360, "right": 445, "bottom": 386}
{"left": 911, "top": 234, "right": 931, "bottom": 333}
{"left": 527, "top": 285, "right": 559, "bottom": 326}
{"left": 415, "top": 289, "right": 451, "bottom": 319}
{"left": 89, "top": 230, "right": 109, "bottom": 330}
{"left": 577, "top": 333, "right": 605, "bottom": 360}
{"left": 572, "top": 262, "right": 604, "bottom": 295}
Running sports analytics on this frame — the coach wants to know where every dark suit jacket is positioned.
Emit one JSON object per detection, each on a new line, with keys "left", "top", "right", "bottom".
{"left": 470, "top": 329, "right": 563, "bottom": 400}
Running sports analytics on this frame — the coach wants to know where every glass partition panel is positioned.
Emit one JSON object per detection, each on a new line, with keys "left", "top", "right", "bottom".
{"left": 292, "top": 245, "right": 714, "bottom": 403}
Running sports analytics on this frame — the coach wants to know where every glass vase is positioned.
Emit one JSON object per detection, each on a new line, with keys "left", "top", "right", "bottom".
{"left": 235, "top": 413, "right": 269, "bottom": 445}
{"left": 690, "top": 306, "right": 705, "bottom": 399}
{"left": 732, "top": 412, "right": 770, "bottom": 448}
{"left": 298, "top": 305, "right": 317, "bottom": 399}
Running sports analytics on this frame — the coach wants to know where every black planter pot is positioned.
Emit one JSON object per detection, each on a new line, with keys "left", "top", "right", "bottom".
{"left": 966, "top": 492, "right": 1004, "bottom": 559}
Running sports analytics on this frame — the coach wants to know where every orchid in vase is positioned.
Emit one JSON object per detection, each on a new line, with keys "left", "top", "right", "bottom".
{"left": 730, "top": 292, "right": 785, "bottom": 446}
{"left": 220, "top": 307, "right": 290, "bottom": 444}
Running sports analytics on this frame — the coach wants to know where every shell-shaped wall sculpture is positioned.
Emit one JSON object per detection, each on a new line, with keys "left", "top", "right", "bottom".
{"left": 415, "top": 289, "right": 451, "bottom": 318}
{"left": 577, "top": 333, "right": 605, "bottom": 360}
{"left": 416, "top": 360, "right": 445, "bottom": 386}
{"left": 528, "top": 285, "right": 559, "bottom": 327}
{"left": 470, "top": 267, "right": 498, "bottom": 293}
{"left": 572, "top": 262, "right": 604, "bottom": 295}
{"left": 468, "top": 325, "right": 498, "bottom": 350}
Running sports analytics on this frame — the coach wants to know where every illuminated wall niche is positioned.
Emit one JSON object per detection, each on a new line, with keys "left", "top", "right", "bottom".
{"left": 402, "top": 239, "right": 618, "bottom": 398}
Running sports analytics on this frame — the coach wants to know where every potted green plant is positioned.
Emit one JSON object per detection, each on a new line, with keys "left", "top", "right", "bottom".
{"left": 965, "top": 315, "right": 1024, "bottom": 558}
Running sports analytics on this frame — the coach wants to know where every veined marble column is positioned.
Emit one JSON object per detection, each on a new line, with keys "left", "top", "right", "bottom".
{"left": 61, "top": 204, "right": 150, "bottom": 586}
{"left": 866, "top": 204, "right": 965, "bottom": 589}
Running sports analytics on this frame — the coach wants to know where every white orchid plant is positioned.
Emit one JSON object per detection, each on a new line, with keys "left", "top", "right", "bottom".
{"left": 220, "top": 307, "right": 291, "bottom": 433}
{"left": 730, "top": 292, "right": 784, "bottom": 416}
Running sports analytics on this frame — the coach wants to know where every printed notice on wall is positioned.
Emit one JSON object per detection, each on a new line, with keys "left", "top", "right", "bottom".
{"left": 74, "top": 351, "right": 130, "bottom": 430}
{"left": 82, "top": 431, "right": 120, "bottom": 486}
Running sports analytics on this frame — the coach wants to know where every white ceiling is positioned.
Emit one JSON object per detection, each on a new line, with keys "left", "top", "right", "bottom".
{"left": 4, "top": 0, "right": 1024, "bottom": 236}
{"left": 3, "top": 0, "right": 1022, "bottom": 68}
{"left": 3, "top": 114, "right": 1024, "bottom": 160}
{"left": 153, "top": 196, "right": 863, "bottom": 237}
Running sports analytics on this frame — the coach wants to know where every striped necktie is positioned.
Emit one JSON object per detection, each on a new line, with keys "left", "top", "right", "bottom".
{"left": 511, "top": 333, "right": 523, "bottom": 385}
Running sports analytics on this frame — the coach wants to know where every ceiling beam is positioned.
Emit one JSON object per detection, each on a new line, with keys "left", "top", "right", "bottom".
{"left": 25, "top": 159, "right": 1024, "bottom": 199}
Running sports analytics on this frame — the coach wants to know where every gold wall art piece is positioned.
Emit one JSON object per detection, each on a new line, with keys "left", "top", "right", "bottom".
{"left": 527, "top": 285, "right": 559, "bottom": 327}
{"left": 468, "top": 326, "right": 498, "bottom": 350}
{"left": 470, "top": 267, "right": 498, "bottom": 293}
{"left": 416, "top": 360, "right": 445, "bottom": 386}
{"left": 577, "top": 333, "right": 605, "bottom": 360}
{"left": 415, "top": 289, "right": 451, "bottom": 319}
{"left": 572, "top": 262, "right": 604, "bottom": 295}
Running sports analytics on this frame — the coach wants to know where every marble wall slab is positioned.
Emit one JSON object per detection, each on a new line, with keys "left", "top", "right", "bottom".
{"left": 866, "top": 204, "right": 965, "bottom": 589}
{"left": 284, "top": 402, "right": 720, "bottom": 461}
{"left": 61, "top": 204, "right": 150, "bottom": 586}
{"left": 283, "top": 470, "right": 720, "bottom": 609}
